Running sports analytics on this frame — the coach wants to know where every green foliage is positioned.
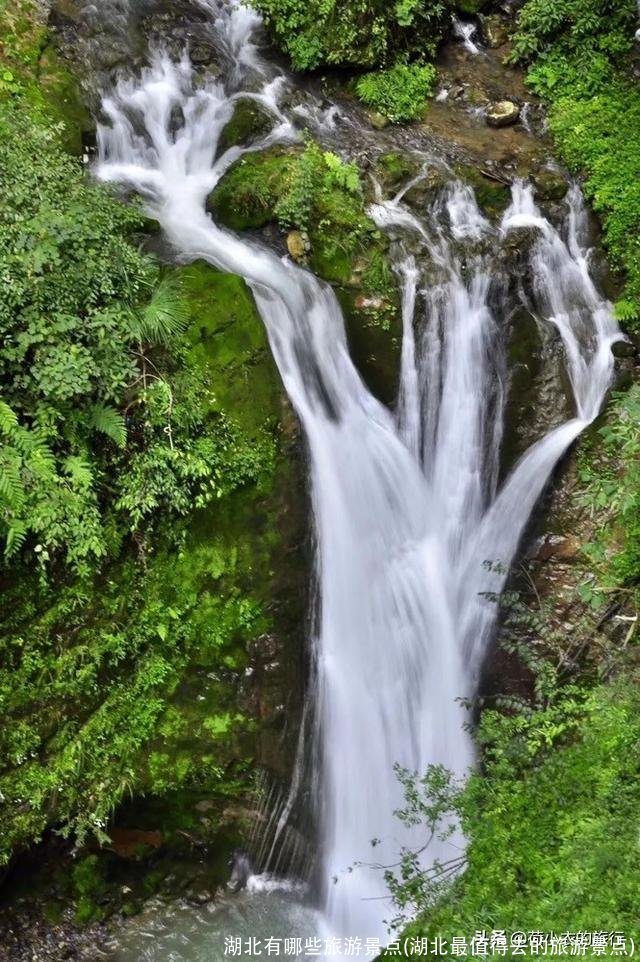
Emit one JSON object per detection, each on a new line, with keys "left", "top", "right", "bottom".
{"left": 210, "top": 142, "right": 396, "bottom": 319}
{"left": 0, "top": 101, "right": 147, "bottom": 571}
{"left": 355, "top": 62, "right": 436, "bottom": 123}
{"left": 0, "top": 35, "right": 285, "bottom": 865}
{"left": 577, "top": 386, "right": 640, "bottom": 596}
{"left": 253, "top": 0, "right": 450, "bottom": 70}
{"left": 387, "top": 677, "right": 640, "bottom": 939}
{"left": 510, "top": 0, "right": 635, "bottom": 65}
{"left": 512, "top": 0, "right": 640, "bottom": 329}
{"left": 0, "top": 100, "right": 277, "bottom": 573}
{"left": 274, "top": 142, "right": 361, "bottom": 232}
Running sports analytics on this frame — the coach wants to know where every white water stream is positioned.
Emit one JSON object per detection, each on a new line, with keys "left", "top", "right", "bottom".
{"left": 96, "top": 0, "right": 622, "bottom": 948}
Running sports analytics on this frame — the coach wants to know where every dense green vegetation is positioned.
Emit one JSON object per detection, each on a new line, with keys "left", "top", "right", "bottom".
{"left": 0, "top": 2, "right": 289, "bottom": 874}
{"left": 2, "top": 0, "right": 640, "bottom": 942}
{"left": 386, "top": 675, "right": 640, "bottom": 942}
{"left": 210, "top": 141, "right": 397, "bottom": 322}
{"left": 253, "top": 0, "right": 453, "bottom": 70}
{"left": 355, "top": 63, "right": 437, "bottom": 122}
{"left": 511, "top": 0, "right": 640, "bottom": 330}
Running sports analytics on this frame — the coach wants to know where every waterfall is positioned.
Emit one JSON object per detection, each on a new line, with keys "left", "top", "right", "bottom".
{"left": 95, "top": 0, "right": 622, "bottom": 945}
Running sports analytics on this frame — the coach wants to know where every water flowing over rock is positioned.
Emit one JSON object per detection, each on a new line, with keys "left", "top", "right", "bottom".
{"left": 93, "top": 0, "right": 622, "bottom": 949}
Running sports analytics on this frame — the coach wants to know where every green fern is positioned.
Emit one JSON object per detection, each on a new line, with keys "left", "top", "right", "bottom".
{"left": 4, "top": 520, "right": 27, "bottom": 558}
{"left": 88, "top": 402, "right": 127, "bottom": 449}
{"left": 0, "top": 400, "right": 19, "bottom": 435}
{"left": 64, "top": 455, "right": 94, "bottom": 492}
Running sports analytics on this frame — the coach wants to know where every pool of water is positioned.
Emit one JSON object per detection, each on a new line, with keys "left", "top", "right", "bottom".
{"left": 106, "top": 879, "right": 328, "bottom": 962}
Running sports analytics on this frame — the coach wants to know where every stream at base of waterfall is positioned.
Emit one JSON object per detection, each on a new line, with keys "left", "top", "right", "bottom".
{"left": 94, "top": 0, "right": 622, "bottom": 955}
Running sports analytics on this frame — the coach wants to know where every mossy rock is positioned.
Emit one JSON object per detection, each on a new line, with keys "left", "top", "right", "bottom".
{"left": 217, "top": 99, "right": 274, "bottom": 154}
{"left": 174, "top": 260, "right": 280, "bottom": 434}
{"left": 376, "top": 152, "right": 423, "bottom": 193}
{"left": 338, "top": 289, "right": 401, "bottom": 405}
{"left": 455, "top": 165, "right": 511, "bottom": 220}
{"left": 208, "top": 148, "right": 295, "bottom": 231}
{"left": 37, "top": 44, "right": 91, "bottom": 156}
{"left": 531, "top": 167, "right": 568, "bottom": 202}
{"left": 208, "top": 145, "right": 402, "bottom": 403}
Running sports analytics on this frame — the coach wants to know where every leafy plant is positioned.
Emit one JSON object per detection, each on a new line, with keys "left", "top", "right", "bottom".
{"left": 355, "top": 62, "right": 437, "bottom": 122}
{"left": 254, "top": 0, "right": 450, "bottom": 70}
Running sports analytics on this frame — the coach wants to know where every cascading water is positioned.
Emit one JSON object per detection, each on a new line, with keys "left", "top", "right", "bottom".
{"left": 95, "top": 0, "right": 622, "bottom": 950}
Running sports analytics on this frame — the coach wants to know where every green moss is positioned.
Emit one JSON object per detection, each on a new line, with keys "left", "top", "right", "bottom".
{"left": 72, "top": 855, "right": 108, "bottom": 923}
{"left": 218, "top": 99, "right": 273, "bottom": 154}
{"left": 454, "top": 0, "right": 487, "bottom": 13}
{"left": 377, "top": 152, "right": 422, "bottom": 192}
{"left": 511, "top": 0, "right": 640, "bottom": 329}
{"left": 455, "top": 165, "right": 511, "bottom": 219}
{"left": 0, "top": 263, "right": 287, "bottom": 863}
{"left": 1, "top": 0, "right": 89, "bottom": 154}
{"left": 36, "top": 44, "right": 90, "bottom": 155}
{"left": 176, "top": 261, "right": 281, "bottom": 434}
{"left": 209, "top": 149, "right": 296, "bottom": 230}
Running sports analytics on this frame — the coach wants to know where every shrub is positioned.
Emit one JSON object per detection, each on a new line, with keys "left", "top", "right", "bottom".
{"left": 254, "top": 0, "right": 450, "bottom": 70}
{"left": 355, "top": 62, "right": 437, "bottom": 122}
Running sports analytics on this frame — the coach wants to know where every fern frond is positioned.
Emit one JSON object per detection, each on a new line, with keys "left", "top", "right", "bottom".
{"left": 0, "top": 451, "right": 25, "bottom": 511}
{"left": 0, "top": 400, "right": 19, "bottom": 437}
{"left": 4, "top": 520, "right": 27, "bottom": 558}
{"left": 64, "top": 455, "right": 94, "bottom": 491}
{"left": 88, "top": 402, "right": 127, "bottom": 449}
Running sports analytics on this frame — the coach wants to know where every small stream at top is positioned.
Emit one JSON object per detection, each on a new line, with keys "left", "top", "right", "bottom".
{"left": 90, "top": 0, "right": 623, "bottom": 954}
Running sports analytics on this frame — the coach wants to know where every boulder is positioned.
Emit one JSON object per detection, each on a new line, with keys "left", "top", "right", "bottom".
{"left": 481, "top": 15, "right": 510, "bottom": 48}
{"left": 286, "top": 230, "right": 309, "bottom": 260}
{"left": 366, "top": 110, "right": 390, "bottom": 130}
{"left": 530, "top": 534, "right": 582, "bottom": 562}
{"left": 532, "top": 168, "right": 568, "bottom": 201}
{"left": 486, "top": 101, "right": 520, "bottom": 128}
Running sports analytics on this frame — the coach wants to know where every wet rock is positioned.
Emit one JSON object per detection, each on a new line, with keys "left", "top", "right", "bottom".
{"left": 376, "top": 152, "right": 422, "bottom": 192}
{"left": 366, "top": 110, "right": 390, "bottom": 130}
{"left": 286, "top": 230, "right": 309, "bottom": 260}
{"left": 529, "top": 534, "right": 582, "bottom": 562}
{"left": 501, "top": 225, "right": 541, "bottom": 255}
{"left": 403, "top": 168, "right": 449, "bottom": 207}
{"left": 466, "top": 86, "right": 490, "bottom": 107}
{"left": 218, "top": 100, "right": 272, "bottom": 152}
{"left": 481, "top": 14, "right": 510, "bottom": 48}
{"left": 195, "top": 799, "right": 217, "bottom": 813}
{"left": 354, "top": 294, "right": 388, "bottom": 312}
{"left": 486, "top": 100, "right": 520, "bottom": 127}
{"left": 346, "top": 256, "right": 368, "bottom": 288}
{"left": 187, "top": 888, "right": 215, "bottom": 905}
{"left": 532, "top": 168, "right": 567, "bottom": 201}
{"left": 190, "top": 43, "right": 216, "bottom": 66}
{"left": 612, "top": 338, "right": 636, "bottom": 359}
